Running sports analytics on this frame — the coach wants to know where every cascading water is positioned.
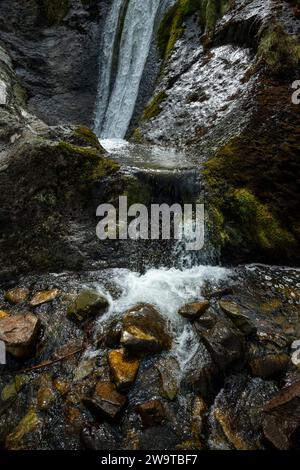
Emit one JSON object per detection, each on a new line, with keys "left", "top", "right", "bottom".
{"left": 94, "top": 0, "right": 160, "bottom": 139}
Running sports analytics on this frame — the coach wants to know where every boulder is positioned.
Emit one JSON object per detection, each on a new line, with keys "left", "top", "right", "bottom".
{"left": 120, "top": 304, "right": 171, "bottom": 354}
{"left": 84, "top": 381, "right": 127, "bottom": 420}
{"left": 136, "top": 399, "right": 166, "bottom": 428}
{"left": 29, "top": 289, "right": 60, "bottom": 307}
{"left": 263, "top": 381, "right": 300, "bottom": 450}
{"left": 67, "top": 290, "right": 109, "bottom": 322}
{"left": 218, "top": 301, "right": 256, "bottom": 335}
{"left": 178, "top": 301, "right": 210, "bottom": 320}
{"left": 0, "top": 313, "right": 40, "bottom": 358}
{"left": 5, "top": 288, "right": 29, "bottom": 304}
{"left": 108, "top": 349, "right": 139, "bottom": 391}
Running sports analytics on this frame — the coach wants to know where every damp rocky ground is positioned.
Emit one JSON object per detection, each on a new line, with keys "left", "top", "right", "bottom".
{"left": 0, "top": 263, "right": 299, "bottom": 450}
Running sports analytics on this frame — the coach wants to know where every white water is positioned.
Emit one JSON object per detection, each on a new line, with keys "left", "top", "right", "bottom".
{"left": 94, "top": 0, "right": 160, "bottom": 139}
{"left": 95, "top": 265, "right": 232, "bottom": 371}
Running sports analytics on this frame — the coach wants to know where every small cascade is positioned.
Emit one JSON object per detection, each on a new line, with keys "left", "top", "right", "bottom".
{"left": 94, "top": 0, "right": 160, "bottom": 139}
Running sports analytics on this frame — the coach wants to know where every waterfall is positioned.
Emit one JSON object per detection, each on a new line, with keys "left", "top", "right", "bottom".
{"left": 94, "top": 0, "right": 160, "bottom": 139}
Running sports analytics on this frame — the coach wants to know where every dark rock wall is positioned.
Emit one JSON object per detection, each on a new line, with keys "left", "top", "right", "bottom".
{"left": 0, "top": 0, "right": 112, "bottom": 126}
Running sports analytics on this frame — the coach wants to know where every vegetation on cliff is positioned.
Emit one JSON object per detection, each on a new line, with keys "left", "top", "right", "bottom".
{"left": 157, "top": 0, "right": 233, "bottom": 60}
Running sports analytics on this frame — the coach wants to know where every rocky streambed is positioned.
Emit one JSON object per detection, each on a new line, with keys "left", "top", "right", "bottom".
{"left": 0, "top": 263, "right": 299, "bottom": 450}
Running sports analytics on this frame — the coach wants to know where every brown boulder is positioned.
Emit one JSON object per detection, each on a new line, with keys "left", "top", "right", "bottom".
{"left": 178, "top": 301, "right": 210, "bottom": 320}
{"left": 120, "top": 304, "right": 171, "bottom": 354}
{"left": 29, "top": 288, "right": 59, "bottom": 307}
{"left": 136, "top": 399, "right": 166, "bottom": 428}
{"left": 108, "top": 349, "right": 139, "bottom": 391}
{"left": 0, "top": 313, "right": 40, "bottom": 358}
{"left": 84, "top": 381, "right": 127, "bottom": 420}
{"left": 5, "top": 287, "right": 29, "bottom": 304}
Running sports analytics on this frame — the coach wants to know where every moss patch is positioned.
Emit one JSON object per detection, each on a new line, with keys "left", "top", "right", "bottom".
{"left": 258, "top": 23, "right": 300, "bottom": 77}
{"left": 157, "top": 0, "right": 233, "bottom": 60}
{"left": 142, "top": 92, "right": 167, "bottom": 120}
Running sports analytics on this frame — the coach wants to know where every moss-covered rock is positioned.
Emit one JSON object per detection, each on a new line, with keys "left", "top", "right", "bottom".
{"left": 157, "top": 0, "right": 233, "bottom": 60}
{"left": 257, "top": 23, "right": 300, "bottom": 77}
{"left": 204, "top": 75, "right": 300, "bottom": 265}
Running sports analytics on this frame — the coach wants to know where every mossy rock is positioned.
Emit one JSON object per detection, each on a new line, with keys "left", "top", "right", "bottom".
{"left": 67, "top": 290, "right": 109, "bottom": 322}
{"left": 157, "top": 0, "right": 233, "bottom": 60}
{"left": 203, "top": 76, "right": 300, "bottom": 265}
{"left": 257, "top": 23, "right": 300, "bottom": 77}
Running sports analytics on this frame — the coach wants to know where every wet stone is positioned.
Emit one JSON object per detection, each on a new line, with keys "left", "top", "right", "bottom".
{"left": 136, "top": 399, "right": 166, "bottom": 428}
{"left": 218, "top": 301, "right": 256, "bottom": 335}
{"left": 155, "top": 356, "right": 180, "bottom": 401}
{"left": 263, "top": 380, "right": 300, "bottom": 450}
{"left": 29, "top": 288, "right": 60, "bottom": 307}
{"left": 249, "top": 352, "right": 290, "bottom": 379}
{"left": 0, "top": 310, "right": 10, "bottom": 319}
{"left": 84, "top": 381, "right": 127, "bottom": 420}
{"left": 178, "top": 301, "right": 210, "bottom": 320}
{"left": 5, "top": 287, "right": 29, "bottom": 305}
{"left": 0, "top": 313, "right": 40, "bottom": 358}
{"left": 67, "top": 290, "right": 109, "bottom": 322}
{"left": 120, "top": 304, "right": 172, "bottom": 354}
{"left": 108, "top": 348, "right": 139, "bottom": 391}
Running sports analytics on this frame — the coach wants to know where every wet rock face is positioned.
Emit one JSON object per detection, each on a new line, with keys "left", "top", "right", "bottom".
{"left": 208, "top": 374, "right": 278, "bottom": 450}
{"left": 263, "top": 381, "right": 300, "bottom": 450}
{"left": 0, "top": 0, "right": 109, "bottom": 126}
{"left": 120, "top": 304, "right": 172, "bottom": 355}
{"left": 0, "top": 313, "right": 40, "bottom": 358}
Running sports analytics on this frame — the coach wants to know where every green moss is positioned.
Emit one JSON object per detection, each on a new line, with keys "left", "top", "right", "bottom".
{"left": 232, "top": 188, "right": 295, "bottom": 252}
{"left": 132, "top": 128, "right": 142, "bottom": 143}
{"left": 38, "top": 0, "right": 70, "bottom": 26}
{"left": 57, "top": 141, "right": 119, "bottom": 182}
{"left": 258, "top": 23, "right": 300, "bottom": 76}
{"left": 74, "top": 126, "right": 102, "bottom": 149}
{"left": 157, "top": 0, "right": 233, "bottom": 60}
{"left": 142, "top": 92, "right": 167, "bottom": 120}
